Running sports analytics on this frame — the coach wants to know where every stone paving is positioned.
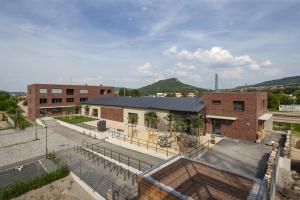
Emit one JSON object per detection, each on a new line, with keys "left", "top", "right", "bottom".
{"left": 0, "top": 125, "right": 99, "bottom": 168}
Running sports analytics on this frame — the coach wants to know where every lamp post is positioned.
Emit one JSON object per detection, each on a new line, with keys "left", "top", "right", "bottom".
{"left": 41, "top": 120, "right": 48, "bottom": 158}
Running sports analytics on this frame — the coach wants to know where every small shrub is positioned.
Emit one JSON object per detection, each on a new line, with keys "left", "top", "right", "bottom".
{"left": 0, "top": 165, "right": 69, "bottom": 200}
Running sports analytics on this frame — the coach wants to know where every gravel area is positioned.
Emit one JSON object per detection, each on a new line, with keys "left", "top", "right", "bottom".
{"left": 12, "top": 175, "right": 94, "bottom": 200}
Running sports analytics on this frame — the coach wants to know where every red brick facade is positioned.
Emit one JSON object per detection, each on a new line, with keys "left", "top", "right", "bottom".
{"left": 204, "top": 92, "right": 268, "bottom": 141}
{"left": 101, "top": 106, "right": 124, "bottom": 122}
{"left": 27, "top": 84, "right": 115, "bottom": 120}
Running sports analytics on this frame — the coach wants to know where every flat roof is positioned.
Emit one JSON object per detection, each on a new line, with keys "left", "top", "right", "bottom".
{"left": 197, "top": 138, "right": 272, "bottom": 179}
{"left": 143, "top": 157, "right": 255, "bottom": 200}
{"left": 84, "top": 97, "right": 205, "bottom": 113}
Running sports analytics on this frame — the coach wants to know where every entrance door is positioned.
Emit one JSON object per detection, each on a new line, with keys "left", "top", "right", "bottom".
{"left": 212, "top": 119, "right": 221, "bottom": 135}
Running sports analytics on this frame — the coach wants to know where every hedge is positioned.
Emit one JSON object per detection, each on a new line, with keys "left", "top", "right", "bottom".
{"left": 0, "top": 165, "right": 69, "bottom": 200}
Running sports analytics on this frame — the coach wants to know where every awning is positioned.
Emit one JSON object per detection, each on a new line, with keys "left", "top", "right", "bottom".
{"left": 206, "top": 115, "right": 237, "bottom": 120}
{"left": 258, "top": 113, "right": 273, "bottom": 121}
{"left": 40, "top": 105, "right": 77, "bottom": 109}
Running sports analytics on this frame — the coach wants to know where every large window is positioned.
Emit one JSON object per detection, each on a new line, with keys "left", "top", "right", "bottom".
{"left": 52, "top": 89, "right": 62, "bottom": 94}
{"left": 100, "top": 89, "right": 106, "bottom": 95}
{"left": 52, "top": 98, "right": 62, "bottom": 103}
{"left": 66, "top": 89, "right": 74, "bottom": 95}
{"left": 233, "top": 101, "right": 245, "bottom": 111}
{"left": 66, "top": 98, "right": 74, "bottom": 103}
{"left": 80, "top": 98, "right": 88, "bottom": 102}
{"left": 40, "top": 98, "right": 47, "bottom": 104}
{"left": 39, "top": 89, "right": 47, "bottom": 94}
{"left": 212, "top": 100, "right": 221, "bottom": 105}
{"left": 107, "top": 89, "right": 112, "bottom": 94}
{"left": 80, "top": 89, "right": 88, "bottom": 94}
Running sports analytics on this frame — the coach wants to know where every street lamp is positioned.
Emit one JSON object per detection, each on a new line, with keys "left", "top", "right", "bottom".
{"left": 41, "top": 120, "right": 48, "bottom": 158}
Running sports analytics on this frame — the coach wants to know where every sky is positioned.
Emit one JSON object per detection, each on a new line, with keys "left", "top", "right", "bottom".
{"left": 0, "top": 0, "right": 300, "bottom": 91}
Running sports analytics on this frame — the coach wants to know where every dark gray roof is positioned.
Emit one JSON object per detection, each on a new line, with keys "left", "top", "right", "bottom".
{"left": 197, "top": 138, "right": 272, "bottom": 180}
{"left": 84, "top": 97, "right": 204, "bottom": 112}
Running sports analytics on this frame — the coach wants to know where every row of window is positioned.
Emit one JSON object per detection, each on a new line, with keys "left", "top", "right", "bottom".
{"left": 40, "top": 98, "right": 88, "bottom": 104}
{"left": 37, "top": 88, "right": 112, "bottom": 95}
{"left": 212, "top": 100, "right": 245, "bottom": 111}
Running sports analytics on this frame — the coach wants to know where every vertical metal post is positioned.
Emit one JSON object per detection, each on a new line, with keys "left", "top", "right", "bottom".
{"left": 45, "top": 125, "right": 48, "bottom": 158}
{"left": 35, "top": 122, "right": 38, "bottom": 140}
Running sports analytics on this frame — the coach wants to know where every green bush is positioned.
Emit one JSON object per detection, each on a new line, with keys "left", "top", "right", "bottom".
{"left": 0, "top": 165, "right": 69, "bottom": 200}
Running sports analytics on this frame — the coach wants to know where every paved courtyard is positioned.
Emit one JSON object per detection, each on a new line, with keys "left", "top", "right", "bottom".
{"left": 0, "top": 124, "right": 100, "bottom": 168}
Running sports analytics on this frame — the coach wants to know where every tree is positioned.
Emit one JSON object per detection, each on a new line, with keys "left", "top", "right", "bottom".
{"left": 145, "top": 112, "right": 159, "bottom": 132}
{"left": 294, "top": 90, "right": 300, "bottom": 104}
{"left": 164, "top": 113, "right": 175, "bottom": 137}
{"left": 118, "top": 88, "right": 131, "bottom": 96}
{"left": 130, "top": 89, "right": 141, "bottom": 97}
{"left": 14, "top": 109, "right": 26, "bottom": 130}
{"left": 166, "top": 92, "right": 176, "bottom": 97}
{"left": 127, "top": 113, "right": 138, "bottom": 137}
{"left": 181, "top": 93, "right": 188, "bottom": 97}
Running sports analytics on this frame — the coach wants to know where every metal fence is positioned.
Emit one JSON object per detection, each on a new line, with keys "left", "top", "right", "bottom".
{"left": 108, "top": 129, "right": 177, "bottom": 157}
{"left": 185, "top": 140, "right": 210, "bottom": 158}
{"left": 82, "top": 141, "right": 153, "bottom": 172}
{"left": 59, "top": 148, "right": 137, "bottom": 200}
{"left": 0, "top": 162, "right": 45, "bottom": 190}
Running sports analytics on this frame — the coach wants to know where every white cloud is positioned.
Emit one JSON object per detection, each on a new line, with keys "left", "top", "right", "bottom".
{"left": 164, "top": 46, "right": 271, "bottom": 71}
{"left": 136, "top": 62, "right": 165, "bottom": 82}
{"left": 261, "top": 60, "right": 272, "bottom": 66}
{"left": 137, "top": 62, "right": 152, "bottom": 74}
{"left": 217, "top": 66, "right": 244, "bottom": 79}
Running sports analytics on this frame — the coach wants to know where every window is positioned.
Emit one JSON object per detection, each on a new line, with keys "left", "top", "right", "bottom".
{"left": 52, "top": 98, "right": 62, "bottom": 103}
{"left": 39, "top": 89, "right": 47, "bottom": 94}
{"left": 80, "top": 89, "right": 88, "bottom": 94}
{"left": 40, "top": 98, "right": 47, "bottom": 104}
{"left": 52, "top": 89, "right": 62, "bottom": 94}
{"left": 80, "top": 98, "right": 88, "bottom": 102}
{"left": 212, "top": 100, "right": 221, "bottom": 105}
{"left": 66, "top": 89, "right": 74, "bottom": 95}
{"left": 233, "top": 101, "right": 245, "bottom": 111}
{"left": 66, "top": 98, "right": 74, "bottom": 103}
{"left": 107, "top": 89, "right": 112, "bottom": 94}
{"left": 100, "top": 89, "right": 106, "bottom": 95}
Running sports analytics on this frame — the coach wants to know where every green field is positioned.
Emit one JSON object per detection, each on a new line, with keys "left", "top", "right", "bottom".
{"left": 273, "top": 122, "right": 300, "bottom": 137}
{"left": 55, "top": 115, "right": 97, "bottom": 124}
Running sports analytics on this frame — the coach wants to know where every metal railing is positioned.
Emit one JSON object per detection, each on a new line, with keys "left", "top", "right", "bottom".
{"left": 185, "top": 140, "right": 210, "bottom": 158}
{"left": 108, "top": 129, "right": 177, "bottom": 156}
{"left": 60, "top": 150, "right": 135, "bottom": 200}
{"left": 82, "top": 141, "right": 153, "bottom": 172}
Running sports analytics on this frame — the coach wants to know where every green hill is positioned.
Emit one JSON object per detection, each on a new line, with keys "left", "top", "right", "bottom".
{"left": 236, "top": 75, "right": 300, "bottom": 89}
{"left": 138, "top": 78, "right": 207, "bottom": 96}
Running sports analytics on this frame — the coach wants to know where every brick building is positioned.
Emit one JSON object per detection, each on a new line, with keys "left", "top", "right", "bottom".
{"left": 204, "top": 92, "right": 273, "bottom": 141}
{"left": 27, "top": 84, "right": 115, "bottom": 120}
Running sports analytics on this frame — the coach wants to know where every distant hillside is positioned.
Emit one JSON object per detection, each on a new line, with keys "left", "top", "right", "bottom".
{"left": 138, "top": 78, "right": 206, "bottom": 96}
{"left": 236, "top": 75, "right": 300, "bottom": 89}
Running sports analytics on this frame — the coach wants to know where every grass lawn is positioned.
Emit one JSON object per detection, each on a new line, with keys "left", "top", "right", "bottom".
{"left": 55, "top": 115, "right": 97, "bottom": 124}
{"left": 273, "top": 122, "right": 300, "bottom": 137}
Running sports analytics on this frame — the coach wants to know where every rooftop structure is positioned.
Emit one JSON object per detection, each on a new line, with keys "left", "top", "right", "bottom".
{"left": 138, "top": 156, "right": 259, "bottom": 200}
{"left": 85, "top": 96, "right": 204, "bottom": 113}
{"left": 196, "top": 138, "right": 272, "bottom": 179}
